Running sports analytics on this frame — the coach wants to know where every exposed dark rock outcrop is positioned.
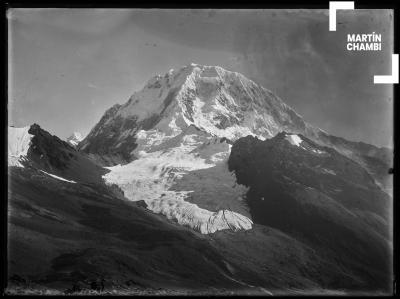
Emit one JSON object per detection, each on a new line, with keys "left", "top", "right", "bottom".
{"left": 228, "top": 132, "right": 392, "bottom": 292}
{"left": 23, "top": 124, "right": 108, "bottom": 184}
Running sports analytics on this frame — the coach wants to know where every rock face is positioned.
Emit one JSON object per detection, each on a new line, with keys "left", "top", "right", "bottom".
{"left": 316, "top": 131, "right": 393, "bottom": 192}
{"left": 8, "top": 124, "right": 107, "bottom": 184}
{"left": 228, "top": 132, "right": 392, "bottom": 291}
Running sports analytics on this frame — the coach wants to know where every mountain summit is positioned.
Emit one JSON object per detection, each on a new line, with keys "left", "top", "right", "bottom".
{"left": 79, "top": 63, "right": 317, "bottom": 165}
{"left": 80, "top": 64, "right": 391, "bottom": 188}
{"left": 66, "top": 132, "right": 83, "bottom": 147}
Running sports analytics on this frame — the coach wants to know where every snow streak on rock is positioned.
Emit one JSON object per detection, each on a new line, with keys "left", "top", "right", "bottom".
{"left": 285, "top": 134, "right": 303, "bottom": 147}
{"left": 39, "top": 170, "right": 77, "bottom": 183}
{"left": 8, "top": 126, "right": 33, "bottom": 167}
{"left": 284, "top": 133, "right": 327, "bottom": 155}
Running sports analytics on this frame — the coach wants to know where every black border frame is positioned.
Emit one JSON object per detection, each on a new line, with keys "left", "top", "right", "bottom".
{"left": 1, "top": 0, "right": 398, "bottom": 297}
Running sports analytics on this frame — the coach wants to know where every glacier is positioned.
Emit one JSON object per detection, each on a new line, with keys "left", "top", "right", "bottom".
{"left": 103, "top": 125, "right": 253, "bottom": 234}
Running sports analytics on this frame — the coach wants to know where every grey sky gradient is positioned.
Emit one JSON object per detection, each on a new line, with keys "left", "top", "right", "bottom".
{"left": 8, "top": 9, "right": 393, "bottom": 147}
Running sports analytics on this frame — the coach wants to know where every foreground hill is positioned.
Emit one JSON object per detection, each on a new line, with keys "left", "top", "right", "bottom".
{"left": 228, "top": 132, "right": 392, "bottom": 292}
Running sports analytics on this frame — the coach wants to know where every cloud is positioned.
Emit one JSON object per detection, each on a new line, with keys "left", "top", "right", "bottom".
{"left": 88, "top": 83, "right": 98, "bottom": 89}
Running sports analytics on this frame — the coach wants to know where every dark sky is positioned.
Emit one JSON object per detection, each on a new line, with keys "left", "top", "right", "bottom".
{"left": 8, "top": 9, "right": 393, "bottom": 147}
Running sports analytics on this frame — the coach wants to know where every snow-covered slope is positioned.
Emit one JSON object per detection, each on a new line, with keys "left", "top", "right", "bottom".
{"left": 8, "top": 126, "right": 33, "bottom": 167}
{"left": 66, "top": 132, "right": 83, "bottom": 147}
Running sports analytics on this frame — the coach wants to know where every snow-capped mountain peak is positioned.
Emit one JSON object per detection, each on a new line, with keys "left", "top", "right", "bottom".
{"left": 75, "top": 64, "right": 334, "bottom": 234}
{"left": 79, "top": 63, "right": 314, "bottom": 164}
{"left": 79, "top": 64, "right": 292, "bottom": 233}
{"left": 114, "top": 63, "right": 307, "bottom": 141}
{"left": 66, "top": 132, "right": 83, "bottom": 147}
{"left": 77, "top": 64, "right": 392, "bottom": 234}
